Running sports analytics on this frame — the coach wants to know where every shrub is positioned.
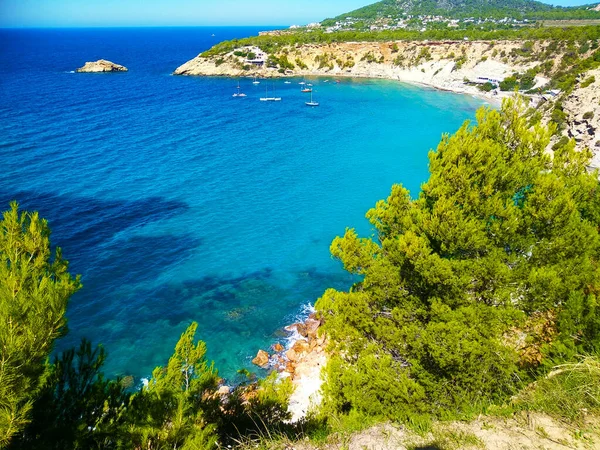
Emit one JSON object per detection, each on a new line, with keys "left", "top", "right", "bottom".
{"left": 499, "top": 76, "right": 518, "bottom": 91}
{"left": 581, "top": 75, "right": 596, "bottom": 88}
{"left": 583, "top": 111, "right": 594, "bottom": 120}
{"left": 478, "top": 82, "right": 494, "bottom": 92}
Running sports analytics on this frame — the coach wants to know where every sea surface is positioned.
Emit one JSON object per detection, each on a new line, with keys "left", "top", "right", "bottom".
{"left": 0, "top": 27, "right": 486, "bottom": 381}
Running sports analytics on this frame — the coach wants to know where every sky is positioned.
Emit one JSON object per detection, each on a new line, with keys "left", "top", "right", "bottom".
{"left": 0, "top": 0, "right": 596, "bottom": 28}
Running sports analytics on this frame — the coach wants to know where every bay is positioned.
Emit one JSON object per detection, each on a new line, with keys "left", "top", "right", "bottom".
{"left": 0, "top": 27, "right": 486, "bottom": 380}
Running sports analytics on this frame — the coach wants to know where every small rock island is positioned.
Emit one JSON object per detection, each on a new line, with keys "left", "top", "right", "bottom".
{"left": 76, "top": 59, "right": 128, "bottom": 73}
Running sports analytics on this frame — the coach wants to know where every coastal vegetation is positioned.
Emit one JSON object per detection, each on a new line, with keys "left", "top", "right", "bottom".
{"left": 321, "top": 0, "right": 600, "bottom": 26}
{"left": 2, "top": 98, "right": 600, "bottom": 448}
{"left": 315, "top": 97, "right": 600, "bottom": 425}
{"left": 202, "top": 25, "right": 600, "bottom": 58}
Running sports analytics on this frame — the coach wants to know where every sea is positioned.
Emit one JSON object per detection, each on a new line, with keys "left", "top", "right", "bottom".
{"left": 0, "top": 27, "right": 487, "bottom": 382}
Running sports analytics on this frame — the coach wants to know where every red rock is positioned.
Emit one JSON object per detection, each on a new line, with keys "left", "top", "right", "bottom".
{"left": 273, "top": 342, "right": 284, "bottom": 352}
{"left": 305, "top": 318, "right": 320, "bottom": 339}
{"left": 285, "top": 362, "right": 295, "bottom": 374}
{"left": 252, "top": 349, "right": 269, "bottom": 367}
{"left": 286, "top": 348, "right": 298, "bottom": 362}
{"left": 292, "top": 339, "right": 310, "bottom": 354}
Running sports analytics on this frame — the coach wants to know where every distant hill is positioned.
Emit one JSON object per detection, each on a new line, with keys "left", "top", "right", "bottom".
{"left": 321, "top": 0, "right": 600, "bottom": 25}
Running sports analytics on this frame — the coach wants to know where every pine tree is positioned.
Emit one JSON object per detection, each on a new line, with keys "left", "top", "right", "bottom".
{"left": 0, "top": 202, "right": 81, "bottom": 445}
{"left": 126, "top": 322, "right": 219, "bottom": 449}
{"left": 317, "top": 98, "right": 600, "bottom": 420}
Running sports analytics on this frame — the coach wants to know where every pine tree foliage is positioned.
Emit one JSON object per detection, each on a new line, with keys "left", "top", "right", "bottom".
{"left": 126, "top": 322, "right": 220, "bottom": 450}
{"left": 10, "top": 339, "right": 129, "bottom": 449}
{"left": 316, "top": 98, "right": 600, "bottom": 421}
{"left": 0, "top": 202, "right": 81, "bottom": 445}
{"left": 322, "top": 0, "right": 600, "bottom": 23}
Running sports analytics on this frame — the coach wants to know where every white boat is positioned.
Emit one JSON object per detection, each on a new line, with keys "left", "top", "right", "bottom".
{"left": 284, "top": 81, "right": 292, "bottom": 84}
{"left": 232, "top": 80, "right": 247, "bottom": 97}
{"left": 305, "top": 90, "right": 319, "bottom": 107}
{"left": 260, "top": 81, "right": 281, "bottom": 101}
{"left": 252, "top": 77, "right": 260, "bottom": 85}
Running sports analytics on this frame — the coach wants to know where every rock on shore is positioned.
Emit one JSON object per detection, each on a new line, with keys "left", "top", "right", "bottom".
{"left": 268, "top": 314, "right": 327, "bottom": 422}
{"left": 76, "top": 59, "right": 128, "bottom": 73}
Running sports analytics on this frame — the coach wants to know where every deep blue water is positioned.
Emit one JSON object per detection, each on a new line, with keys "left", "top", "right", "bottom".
{"left": 0, "top": 27, "right": 486, "bottom": 381}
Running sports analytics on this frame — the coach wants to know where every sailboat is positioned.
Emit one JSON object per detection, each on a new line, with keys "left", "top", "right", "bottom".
{"left": 232, "top": 80, "right": 247, "bottom": 97}
{"left": 305, "top": 90, "right": 319, "bottom": 107}
{"left": 301, "top": 85, "right": 312, "bottom": 93}
{"left": 260, "top": 80, "right": 281, "bottom": 102}
{"left": 284, "top": 80, "right": 292, "bottom": 84}
{"left": 252, "top": 76, "right": 260, "bottom": 85}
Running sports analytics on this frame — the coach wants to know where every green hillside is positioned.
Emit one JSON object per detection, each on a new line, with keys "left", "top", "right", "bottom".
{"left": 321, "top": 0, "right": 600, "bottom": 25}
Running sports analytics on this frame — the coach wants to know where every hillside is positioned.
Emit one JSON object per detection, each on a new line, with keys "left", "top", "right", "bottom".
{"left": 321, "top": 0, "right": 600, "bottom": 26}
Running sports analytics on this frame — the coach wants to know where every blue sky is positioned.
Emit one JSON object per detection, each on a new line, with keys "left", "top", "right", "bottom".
{"left": 0, "top": 0, "right": 596, "bottom": 28}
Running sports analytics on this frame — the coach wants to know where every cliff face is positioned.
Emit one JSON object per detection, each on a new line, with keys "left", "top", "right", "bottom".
{"left": 175, "top": 40, "right": 533, "bottom": 82}
{"left": 173, "top": 40, "right": 548, "bottom": 100}
{"left": 562, "top": 68, "right": 600, "bottom": 166}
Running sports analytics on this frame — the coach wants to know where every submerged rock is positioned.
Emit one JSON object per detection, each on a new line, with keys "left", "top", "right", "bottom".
{"left": 76, "top": 59, "right": 128, "bottom": 73}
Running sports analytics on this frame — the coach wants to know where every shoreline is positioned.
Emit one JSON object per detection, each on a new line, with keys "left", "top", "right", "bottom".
{"left": 251, "top": 306, "right": 327, "bottom": 422}
{"left": 173, "top": 40, "right": 549, "bottom": 107}
{"left": 174, "top": 38, "right": 600, "bottom": 154}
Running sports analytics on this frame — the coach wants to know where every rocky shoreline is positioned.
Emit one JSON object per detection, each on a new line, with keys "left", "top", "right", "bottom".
{"left": 251, "top": 311, "right": 327, "bottom": 422}
{"left": 173, "top": 39, "right": 600, "bottom": 159}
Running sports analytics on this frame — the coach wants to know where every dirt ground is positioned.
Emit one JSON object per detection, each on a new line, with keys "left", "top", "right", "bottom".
{"left": 287, "top": 413, "right": 600, "bottom": 450}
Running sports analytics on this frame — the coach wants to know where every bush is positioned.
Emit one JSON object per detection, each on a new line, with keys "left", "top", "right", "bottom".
{"left": 499, "top": 76, "right": 518, "bottom": 91}
{"left": 583, "top": 110, "right": 594, "bottom": 120}
{"left": 552, "top": 135, "right": 570, "bottom": 150}
{"left": 581, "top": 75, "right": 596, "bottom": 88}
{"left": 519, "top": 74, "right": 535, "bottom": 90}
{"left": 551, "top": 105, "right": 568, "bottom": 129}
{"left": 478, "top": 82, "right": 494, "bottom": 92}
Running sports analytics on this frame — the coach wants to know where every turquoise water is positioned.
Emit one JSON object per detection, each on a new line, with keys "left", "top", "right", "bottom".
{"left": 0, "top": 28, "right": 486, "bottom": 381}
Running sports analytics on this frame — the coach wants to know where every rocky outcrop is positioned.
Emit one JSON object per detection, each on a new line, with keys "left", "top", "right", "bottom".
{"left": 255, "top": 312, "right": 328, "bottom": 422}
{"left": 560, "top": 68, "right": 600, "bottom": 169}
{"left": 251, "top": 349, "right": 270, "bottom": 367}
{"left": 76, "top": 59, "right": 128, "bottom": 73}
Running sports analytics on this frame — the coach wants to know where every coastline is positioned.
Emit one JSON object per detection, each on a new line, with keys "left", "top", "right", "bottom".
{"left": 174, "top": 37, "right": 600, "bottom": 159}
{"left": 173, "top": 40, "right": 546, "bottom": 106}
{"left": 251, "top": 307, "right": 327, "bottom": 422}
